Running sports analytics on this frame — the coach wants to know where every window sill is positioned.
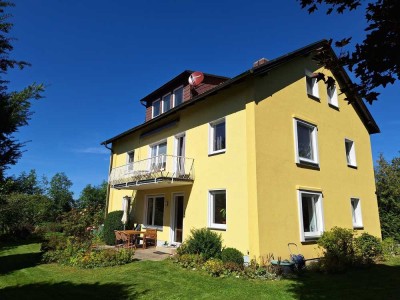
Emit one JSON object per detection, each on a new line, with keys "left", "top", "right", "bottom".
{"left": 353, "top": 225, "right": 364, "bottom": 230}
{"left": 208, "top": 150, "right": 226, "bottom": 157}
{"left": 328, "top": 103, "right": 339, "bottom": 110}
{"left": 347, "top": 164, "right": 358, "bottom": 169}
{"left": 307, "top": 94, "right": 320, "bottom": 102}
{"left": 296, "top": 161, "right": 320, "bottom": 170}
{"left": 208, "top": 225, "right": 226, "bottom": 231}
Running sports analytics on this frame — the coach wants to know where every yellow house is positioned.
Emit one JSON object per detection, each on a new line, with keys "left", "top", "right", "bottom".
{"left": 102, "top": 40, "right": 381, "bottom": 260}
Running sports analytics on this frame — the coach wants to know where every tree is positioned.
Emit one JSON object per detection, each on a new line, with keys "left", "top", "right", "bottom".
{"left": 78, "top": 181, "right": 107, "bottom": 210}
{"left": 0, "top": 1, "right": 44, "bottom": 181}
{"left": 48, "top": 172, "right": 74, "bottom": 214}
{"left": 300, "top": 0, "right": 399, "bottom": 103}
{"left": 375, "top": 153, "right": 400, "bottom": 241}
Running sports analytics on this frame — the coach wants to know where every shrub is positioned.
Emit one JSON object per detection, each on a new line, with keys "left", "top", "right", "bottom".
{"left": 354, "top": 233, "right": 382, "bottom": 264}
{"left": 221, "top": 247, "right": 244, "bottom": 266}
{"left": 175, "top": 254, "right": 204, "bottom": 269}
{"left": 183, "top": 228, "right": 222, "bottom": 260}
{"left": 317, "top": 227, "right": 355, "bottom": 272}
{"left": 103, "top": 210, "right": 124, "bottom": 245}
{"left": 382, "top": 237, "right": 400, "bottom": 258}
{"left": 223, "top": 262, "right": 243, "bottom": 274}
{"left": 203, "top": 258, "right": 224, "bottom": 277}
{"left": 41, "top": 232, "right": 67, "bottom": 252}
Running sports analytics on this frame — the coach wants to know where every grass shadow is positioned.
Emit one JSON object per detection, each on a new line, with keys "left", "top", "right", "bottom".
{"left": 0, "top": 281, "right": 147, "bottom": 300}
{"left": 0, "top": 251, "right": 43, "bottom": 275}
{"left": 286, "top": 263, "right": 400, "bottom": 299}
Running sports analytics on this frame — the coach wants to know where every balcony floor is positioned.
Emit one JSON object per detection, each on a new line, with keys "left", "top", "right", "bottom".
{"left": 112, "top": 176, "right": 193, "bottom": 190}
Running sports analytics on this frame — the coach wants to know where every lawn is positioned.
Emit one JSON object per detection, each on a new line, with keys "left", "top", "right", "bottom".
{"left": 0, "top": 241, "right": 399, "bottom": 300}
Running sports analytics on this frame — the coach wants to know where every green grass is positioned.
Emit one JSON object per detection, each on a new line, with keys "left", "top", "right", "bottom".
{"left": 0, "top": 241, "right": 399, "bottom": 299}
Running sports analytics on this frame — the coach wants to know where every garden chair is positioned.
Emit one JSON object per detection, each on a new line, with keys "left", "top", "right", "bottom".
{"left": 114, "top": 230, "right": 124, "bottom": 248}
{"left": 143, "top": 229, "right": 157, "bottom": 249}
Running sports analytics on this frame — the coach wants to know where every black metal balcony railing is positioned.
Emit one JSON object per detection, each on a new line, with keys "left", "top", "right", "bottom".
{"left": 109, "top": 155, "right": 194, "bottom": 189}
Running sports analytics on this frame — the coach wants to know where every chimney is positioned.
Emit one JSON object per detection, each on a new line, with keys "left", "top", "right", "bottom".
{"left": 253, "top": 58, "right": 268, "bottom": 68}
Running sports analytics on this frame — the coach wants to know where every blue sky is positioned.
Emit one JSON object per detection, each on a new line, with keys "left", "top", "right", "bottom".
{"left": 6, "top": 1, "right": 399, "bottom": 198}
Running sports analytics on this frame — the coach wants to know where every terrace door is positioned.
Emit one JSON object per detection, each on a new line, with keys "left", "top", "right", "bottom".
{"left": 172, "top": 194, "right": 184, "bottom": 244}
{"left": 175, "top": 134, "right": 185, "bottom": 176}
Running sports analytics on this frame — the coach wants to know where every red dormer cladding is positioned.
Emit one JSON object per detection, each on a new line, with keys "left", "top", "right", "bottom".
{"left": 142, "top": 71, "right": 229, "bottom": 122}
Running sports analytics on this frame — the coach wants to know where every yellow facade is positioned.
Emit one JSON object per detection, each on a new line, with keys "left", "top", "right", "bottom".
{"left": 105, "top": 48, "right": 381, "bottom": 260}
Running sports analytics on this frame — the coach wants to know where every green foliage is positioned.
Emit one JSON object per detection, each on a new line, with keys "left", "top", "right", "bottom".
{"left": 300, "top": 0, "right": 400, "bottom": 104}
{"left": 180, "top": 228, "right": 222, "bottom": 260}
{"left": 48, "top": 172, "right": 74, "bottom": 214}
{"left": 175, "top": 254, "right": 204, "bottom": 269}
{"left": 316, "top": 227, "right": 382, "bottom": 273}
{"left": 203, "top": 258, "right": 225, "bottom": 277}
{"left": 103, "top": 210, "right": 124, "bottom": 245}
{"left": 382, "top": 237, "right": 400, "bottom": 258}
{"left": 40, "top": 232, "right": 67, "bottom": 252}
{"left": 354, "top": 233, "right": 383, "bottom": 264}
{"left": 60, "top": 207, "right": 101, "bottom": 242}
{"left": 0, "top": 193, "right": 53, "bottom": 237}
{"left": 375, "top": 154, "right": 400, "bottom": 242}
{"left": 41, "top": 235, "right": 134, "bottom": 268}
{"left": 221, "top": 247, "right": 244, "bottom": 266}
{"left": 78, "top": 181, "right": 107, "bottom": 210}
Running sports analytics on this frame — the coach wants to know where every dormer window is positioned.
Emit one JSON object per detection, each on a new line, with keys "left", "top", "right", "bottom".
{"left": 174, "top": 86, "right": 183, "bottom": 107}
{"left": 162, "top": 94, "right": 172, "bottom": 113}
{"left": 152, "top": 99, "right": 161, "bottom": 118}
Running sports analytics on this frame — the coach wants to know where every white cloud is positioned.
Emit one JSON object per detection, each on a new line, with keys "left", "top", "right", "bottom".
{"left": 75, "top": 147, "right": 109, "bottom": 154}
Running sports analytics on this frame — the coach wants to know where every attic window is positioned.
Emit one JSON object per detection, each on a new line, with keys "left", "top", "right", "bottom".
{"left": 305, "top": 70, "right": 319, "bottom": 99}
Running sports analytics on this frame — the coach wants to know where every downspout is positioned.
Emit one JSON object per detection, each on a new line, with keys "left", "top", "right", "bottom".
{"left": 103, "top": 142, "right": 114, "bottom": 219}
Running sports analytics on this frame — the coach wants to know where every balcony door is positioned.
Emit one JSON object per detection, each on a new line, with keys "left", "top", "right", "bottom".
{"left": 150, "top": 141, "right": 167, "bottom": 171}
{"left": 175, "top": 134, "right": 185, "bottom": 176}
{"left": 171, "top": 193, "right": 184, "bottom": 244}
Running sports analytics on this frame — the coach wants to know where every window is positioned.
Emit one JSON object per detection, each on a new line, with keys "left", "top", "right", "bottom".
{"left": 208, "top": 190, "right": 226, "bottom": 230}
{"left": 298, "top": 191, "right": 324, "bottom": 241}
{"left": 294, "top": 119, "right": 319, "bottom": 165}
{"left": 145, "top": 196, "right": 164, "bottom": 227}
{"left": 173, "top": 86, "right": 183, "bottom": 107}
{"left": 306, "top": 70, "right": 319, "bottom": 99}
{"left": 327, "top": 85, "right": 338, "bottom": 107}
{"left": 150, "top": 141, "right": 167, "bottom": 171}
{"left": 152, "top": 99, "right": 161, "bottom": 118}
{"left": 126, "top": 151, "right": 134, "bottom": 172}
{"left": 345, "top": 139, "right": 357, "bottom": 167}
{"left": 350, "top": 198, "right": 363, "bottom": 228}
{"left": 162, "top": 94, "right": 171, "bottom": 113}
{"left": 209, "top": 118, "right": 226, "bottom": 154}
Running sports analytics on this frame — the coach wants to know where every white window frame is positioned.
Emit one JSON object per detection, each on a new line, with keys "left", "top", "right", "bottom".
{"left": 345, "top": 139, "right": 357, "bottom": 167}
{"left": 305, "top": 70, "right": 319, "bottom": 99}
{"left": 208, "top": 189, "right": 227, "bottom": 230}
{"left": 297, "top": 190, "right": 324, "bottom": 242}
{"left": 351, "top": 198, "right": 363, "bottom": 229}
{"left": 149, "top": 140, "right": 167, "bottom": 171}
{"left": 209, "top": 117, "right": 226, "bottom": 155}
{"left": 293, "top": 118, "right": 319, "bottom": 165}
{"left": 327, "top": 84, "right": 338, "bottom": 107}
{"left": 162, "top": 93, "right": 172, "bottom": 113}
{"left": 144, "top": 194, "right": 165, "bottom": 230}
{"left": 152, "top": 98, "right": 161, "bottom": 118}
{"left": 172, "top": 85, "right": 184, "bottom": 108}
{"left": 126, "top": 150, "right": 135, "bottom": 173}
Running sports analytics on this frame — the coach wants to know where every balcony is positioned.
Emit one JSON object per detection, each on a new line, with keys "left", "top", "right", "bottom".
{"left": 109, "top": 155, "right": 194, "bottom": 190}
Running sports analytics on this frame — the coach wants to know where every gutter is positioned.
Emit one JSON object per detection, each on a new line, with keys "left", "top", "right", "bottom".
{"left": 103, "top": 143, "right": 114, "bottom": 218}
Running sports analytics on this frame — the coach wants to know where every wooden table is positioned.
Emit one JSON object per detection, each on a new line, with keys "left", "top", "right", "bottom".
{"left": 119, "top": 230, "right": 146, "bottom": 248}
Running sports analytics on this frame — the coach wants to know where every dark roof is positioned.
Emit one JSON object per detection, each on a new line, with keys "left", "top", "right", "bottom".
{"left": 102, "top": 40, "right": 379, "bottom": 145}
{"left": 139, "top": 70, "right": 230, "bottom": 104}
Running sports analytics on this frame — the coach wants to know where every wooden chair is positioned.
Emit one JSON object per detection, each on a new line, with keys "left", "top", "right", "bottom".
{"left": 143, "top": 229, "right": 157, "bottom": 249}
{"left": 114, "top": 230, "right": 124, "bottom": 248}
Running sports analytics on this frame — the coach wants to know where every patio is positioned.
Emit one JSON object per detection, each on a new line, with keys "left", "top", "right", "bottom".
{"left": 98, "top": 244, "right": 177, "bottom": 261}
